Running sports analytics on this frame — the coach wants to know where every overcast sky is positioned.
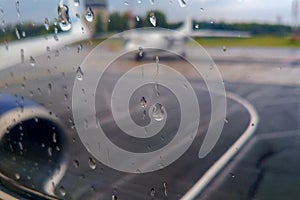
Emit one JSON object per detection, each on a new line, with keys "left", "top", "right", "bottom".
{"left": 0, "top": 0, "right": 298, "bottom": 25}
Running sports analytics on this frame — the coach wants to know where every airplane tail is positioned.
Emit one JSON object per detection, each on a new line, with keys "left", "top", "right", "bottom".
{"left": 177, "top": 15, "right": 192, "bottom": 35}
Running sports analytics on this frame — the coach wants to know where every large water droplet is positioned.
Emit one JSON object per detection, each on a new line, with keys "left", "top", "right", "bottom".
{"left": 149, "top": 0, "right": 154, "bottom": 5}
{"left": 136, "top": 15, "right": 140, "bottom": 22}
{"left": 149, "top": 13, "right": 156, "bottom": 26}
{"left": 152, "top": 103, "right": 165, "bottom": 121}
{"left": 44, "top": 18, "right": 50, "bottom": 30}
{"left": 48, "top": 147, "right": 53, "bottom": 157}
{"left": 20, "top": 48, "right": 24, "bottom": 62}
{"left": 223, "top": 45, "right": 227, "bottom": 52}
{"left": 76, "top": 66, "right": 84, "bottom": 80}
{"left": 15, "top": 28, "right": 20, "bottom": 39}
{"left": 29, "top": 56, "right": 36, "bottom": 66}
{"left": 112, "top": 195, "right": 118, "bottom": 200}
{"left": 138, "top": 47, "right": 143, "bottom": 57}
{"left": 88, "top": 157, "right": 97, "bottom": 170}
{"left": 59, "top": 186, "right": 66, "bottom": 196}
{"left": 58, "top": 4, "right": 72, "bottom": 31}
{"left": 85, "top": 7, "right": 94, "bottom": 22}
{"left": 178, "top": 0, "right": 186, "bottom": 7}
{"left": 74, "top": 0, "right": 80, "bottom": 7}
{"left": 73, "top": 160, "right": 79, "bottom": 168}
{"left": 15, "top": 173, "right": 21, "bottom": 180}
{"left": 140, "top": 96, "right": 147, "bottom": 108}
{"left": 77, "top": 44, "right": 83, "bottom": 53}
{"left": 163, "top": 182, "right": 168, "bottom": 197}
{"left": 150, "top": 188, "right": 155, "bottom": 197}
{"left": 15, "top": 1, "right": 20, "bottom": 17}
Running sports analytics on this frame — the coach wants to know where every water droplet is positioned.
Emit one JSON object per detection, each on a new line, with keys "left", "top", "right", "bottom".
{"left": 140, "top": 97, "right": 147, "bottom": 108}
{"left": 149, "top": 0, "right": 154, "bottom": 5}
{"left": 223, "top": 46, "right": 227, "bottom": 52}
{"left": 124, "top": 1, "right": 129, "bottom": 5}
{"left": 210, "top": 20, "right": 214, "bottom": 24}
{"left": 59, "top": 186, "right": 66, "bottom": 196}
{"left": 18, "top": 141, "right": 23, "bottom": 151}
{"left": 178, "top": 0, "right": 186, "bottom": 7}
{"left": 150, "top": 188, "right": 155, "bottom": 197}
{"left": 149, "top": 13, "right": 156, "bottom": 26}
{"left": 152, "top": 103, "right": 165, "bottom": 121}
{"left": 85, "top": 7, "right": 94, "bottom": 22}
{"left": 29, "top": 56, "right": 36, "bottom": 66}
{"left": 20, "top": 49, "right": 24, "bottom": 62}
{"left": 15, "top": 28, "right": 20, "bottom": 39}
{"left": 194, "top": 24, "right": 199, "bottom": 29}
{"left": 44, "top": 18, "right": 50, "bottom": 30}
{"left": 58, "top": 4, "right": 72, "bottom": 31}
{"left": 136, "top": 15, "right": 140, "bottom": 21}
{"left": 229, "top": 172, "right": 235, "bottom": 178}
{"left": 52, "top": 132, "right": 57, "bottom": 143}
{"left": 143, "top": 110, "right": 147, "bottom": 120}
{"left": 137, "top": 0, "right": 142, "bottom": 4}
{"left": 15, "top": 173, "right": 21, "bottom": 180}
{"left": 55, "top": 50, "right": 60, "bottom": 57}
{"left": 155, "top": 82, "right": 160, "bottom": 97}
{"left": 73, "top": 160, "right": 79, "bottom": 168}
{"left": 138, "top": 47, "right": 143, "bottom": 57}
{"left": 155, "top": 56, "right": 159, "bottom": 76}
{"left": 88, "top": 157, "right": 97, "bottom": 170}
{"left": 74, "top": 0, "right": 80, "bottom": 7}
{"left": 48, "top": 83, "right": 52, "bottom": 94}
{"left": 163, "top": 182, "right": 168, "bottom": 197}
{"left": 112, "top": 195, "right": 118, "bottom": 200}
{"left": 76, "top": 66, "right": 84, "bottom": 81}
{"left": 22, "top": 31, "right": 25, "bottom": 37}
{"left": 224, "top": 118, "right": 228, "bottom": 123}
{"left": 15, "top": 1, "right": 20, "bottom": 17}
{"left": 77, "top": 44, "right": 83, "bottom": 53}
{"left": 48, "top": 147, "right": 53, "bottom": 157}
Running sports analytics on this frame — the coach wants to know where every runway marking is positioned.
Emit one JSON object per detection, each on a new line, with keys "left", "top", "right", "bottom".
{"left": 181, "top": 92, "right": 259, "bottom": 200}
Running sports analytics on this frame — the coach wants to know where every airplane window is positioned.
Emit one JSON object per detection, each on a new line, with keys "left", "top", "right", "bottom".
{"left": 0, "top": 0, "right": 300, "bottom": 199}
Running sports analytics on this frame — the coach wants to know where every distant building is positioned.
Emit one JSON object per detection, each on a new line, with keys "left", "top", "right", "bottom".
{"left": 85, "top": 0, "right": 108, "bottom": 35}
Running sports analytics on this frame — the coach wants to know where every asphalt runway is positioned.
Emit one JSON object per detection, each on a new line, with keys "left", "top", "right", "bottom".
{"left": 0, "top": 44, "right": 299, "bottom": 200}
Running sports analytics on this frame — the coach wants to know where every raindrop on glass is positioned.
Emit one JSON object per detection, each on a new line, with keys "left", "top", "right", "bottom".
{"left": 200, "top": 7, "right": 204, "bottom": 12}
{"left": 15, "top": 173, "right": 21, "bottom": 180}
{"left": 74, "top": 0, "right": 80, "bottom": 7}
{"left": 152, "top": 103, "right": 165, "bottom": 121}
{"left": 77, "top": 44, "right": 83, "bottom": 53}
{"left": 20, "top": 48, "right": 24, "bottom": 63}
{"left": 29, "top": 56, "right": 36, "bottom": 66}
{"left": 15, "top": 1, "right": 20, "bottom": 17}
{"left": 88, "top": 157, "right": 97, "bottom": 170}
{"left": 76, "top": 66, "right": 84, "bottom": 81}
{"left": 138, "top": 47, "right": 143, "bottom": 57}
{"left": 136, "top": 15, "right": 140, "bottom": 22}
{"left": 163, "top": 182, "right": 168, "bottom": 197}
{"left": 178, "top": 0, "right": 186, "bottom": 7}
{"left": 52, "top": 132, "right": 57, "bottom": 143}
{"left": 149, "top": 13, "right": 156, "bottom": 27}
{"left": 73, "top": 160, "right": 79, "bottom": 168}
{"left": 85, "top": 7, "right": 94, "bottom": 22}
{"left": 124, "top": 1, "right": 129, "bottom": 5}
{"left": 140, "top": 96, "right": 147, "bottom": 108}
{"left": 55, "top": 50, "right": 60, "bottom": 57}
{"left": 137, "top": 0, "right": 142, "bottom": 4}
{"left": 22, "top": 31, "right": 25, "bottom": 38}
{"left": 112, "top": 195, "right": 118, "bottom": 200}
{"left": 150, "top": 188, "right": 155, "bottom": 197}
{"left": 48, "top": 147, "right": 53, "bottom": 157}
{"left": 58, "top": 4, "right": 72, "bottom": 31}
{"left": 149, "top": 0, "right": 154, "bottom": 5}
{"left": 223, "top": 46, "right": 227, "bottom": 52}
{"left": 48, "top": 83, "right": 52, "bottom": 94}
{"left": 15, "top": 28, "right": 20, "bottom": 39}
{"left": 194, "top": 24, "right": 199, "bottom": 29}
{"left": 44, "top": 18, "right": 50, "bottom": 30}
{"left": 59, "top": 186, "right": 66, "bottom": 196}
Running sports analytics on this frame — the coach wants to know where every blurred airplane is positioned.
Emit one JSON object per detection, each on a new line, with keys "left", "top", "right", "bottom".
{"left": 122, "top": 16, "right": 251, "bottom": 61}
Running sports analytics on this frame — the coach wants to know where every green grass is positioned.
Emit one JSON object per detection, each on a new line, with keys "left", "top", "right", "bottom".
{"left": 194, "top": 36, "right": 300, "bottom": 48}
